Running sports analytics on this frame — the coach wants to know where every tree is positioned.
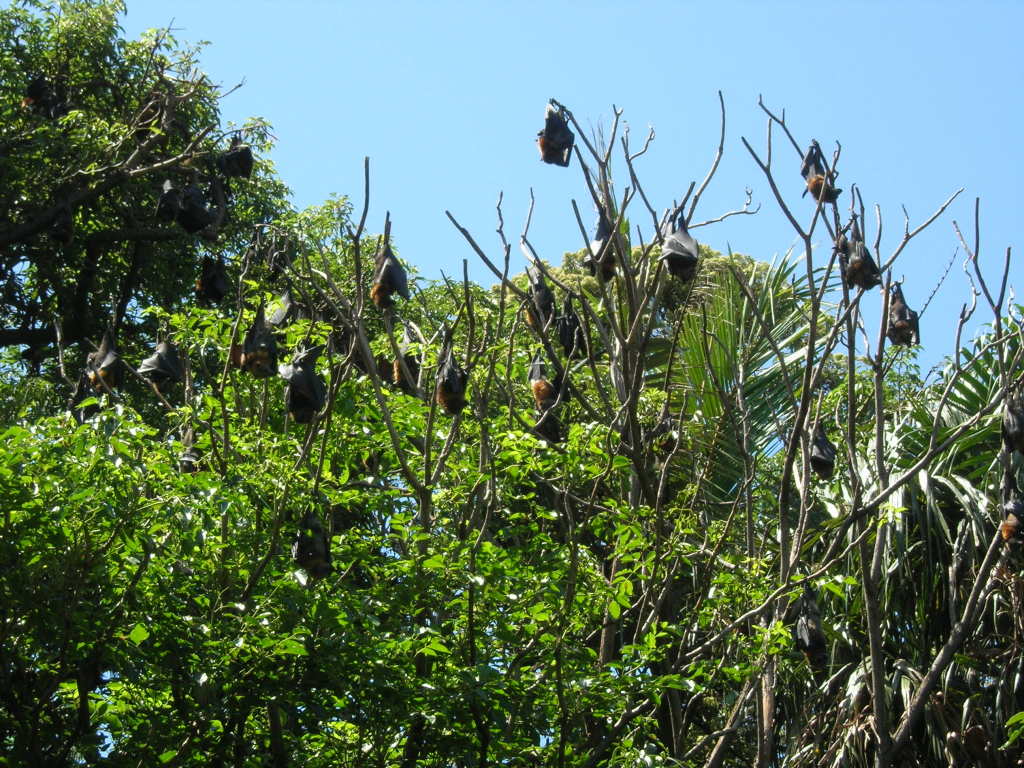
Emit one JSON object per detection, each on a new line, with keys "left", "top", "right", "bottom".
{"left": 2, "top": 4, "right": 1022, "bottom": 767}
{"left": 0, "top": 0, "right": 289, "bottom": 376}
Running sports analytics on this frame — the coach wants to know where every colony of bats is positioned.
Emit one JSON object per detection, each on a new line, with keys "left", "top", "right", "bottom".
{"left": 40, "top": 81, "right": 1020, "bottom": 607}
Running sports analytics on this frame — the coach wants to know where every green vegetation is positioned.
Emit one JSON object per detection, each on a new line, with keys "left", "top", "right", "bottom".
{"left": 2, "top": 3, "right": 1022, "bottom": 767}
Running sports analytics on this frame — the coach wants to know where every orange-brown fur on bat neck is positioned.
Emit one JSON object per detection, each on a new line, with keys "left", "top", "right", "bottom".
{"left": 370, "top": 281, "right": 393, "bottom": 309}
{"left": 806, "top": 174, "right": 841, "bottom": 204}
{"left": 87, "top": 366, "right": 117, "bottom": 392}
{"left": 436, "top": 383, "right": 467, "bottom": 415}
{"left": 531, "top": 378, "right": 557, "bottom": 412}
{"left": 537, "top": 136, "right": 561, "bottom": 164}
{"left": 1001, "top": 513, "right": 1022, "bottom": 543}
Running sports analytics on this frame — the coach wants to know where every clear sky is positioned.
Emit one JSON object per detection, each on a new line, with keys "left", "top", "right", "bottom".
{"left": 122, "top": 1, "right": 1023, "bottom": 375}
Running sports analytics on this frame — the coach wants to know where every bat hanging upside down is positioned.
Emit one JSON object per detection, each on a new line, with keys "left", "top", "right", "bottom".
{"left": 800, "top": 140, "right": 841, "bottom": 204}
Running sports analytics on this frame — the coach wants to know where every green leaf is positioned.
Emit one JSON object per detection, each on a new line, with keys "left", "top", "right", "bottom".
{"left": 128, "top": 624, "right": 150, "bottom": 646}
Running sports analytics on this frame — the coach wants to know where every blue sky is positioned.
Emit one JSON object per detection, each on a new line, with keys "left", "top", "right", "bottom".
{"left": 122, "top": 1, "right": 1023, "bottom": 375}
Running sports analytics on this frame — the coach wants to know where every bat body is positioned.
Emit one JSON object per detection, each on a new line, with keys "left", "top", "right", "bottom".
{"left": 196, "top": 257, "right": 229, "bottom": 306}
{"left": 52, "top": 205, "right": 74, "bottom": 245}
{"left": 793, "top": 587, "right": 828, "bottom": 672}
{"left": 23, "top": 75, "right": 67, "bottom": 118}
{"left": 525, "top": 267, "right": 556, "bottom": 331}
{"left": 292, "top": 512, "right": 332, "bottom": 579}
{"left": 1002, "top": 389, "right": 1024, "bottom": 455}
{"left": 529, "top": 354, "right": 562, "bottom": 442}
{"left": 809, "top": 424, "right": 836, "bottom": 480}
{"left": 371, "top": 242, "right": 410, "bottom": 309}
{"left": 241, "top": 305, "right": 278, "bottom": 378}
{"left": 533, "top": 412, "right": 563, "bottom": 443}
{"left": 556, "top": 299, "right": 586, "bottom": 359}
{"left": 138, "top": 340, "right": 184, "bottom": 388}
{"left": 800, "top": 141, "right": 841, "bottom": 204}
{"left": 86, "top": 331, "right": 123, "bottom": 392}
{"left": 660, "top": 211, "right": 699, "bottom": 282}
{"left": 156, "top": 180, "right": 182, "bottom": 222}
{"left": 644, "top": 416, "right": 678, "bottom": 459}
{"left": 177, "top": 185, "right": 212, "bottom": 234}
{"left": 281, "top": 346, "right": 327, "bottom": 424}
{"left": 536, "top": 103, "right": 574, "bottom": 167}
{"left": 392, "top": 355, "right": 420, "bottom": 395}
{"left": 584, "top": 209, "right": 616, "bottom": 282}
{"left": 435, "top": 345, "right": 468, "bottom": 415}
{"left": 528, "top": 353, "right": 558, "bottom": 411}
{"left": 838, "top": 217, "right": 881, "bottom": 291}
{"left": 1001, "top": 498, "right": 1024, "bottom": 544}
{"left": 216, "top": 137, "right": 254, "bottom": 178}
{"left": 886, "top": 284, "right": 920, "bottom": 346}
{"left": 23, "top": 75, "right": 53, "bottom": 110}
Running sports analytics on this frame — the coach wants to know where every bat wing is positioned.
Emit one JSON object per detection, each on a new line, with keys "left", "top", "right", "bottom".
{"left": 1004, "top": 397, "right": 1024, "bottom": 452}
{"left": 528, "top": 353, "right": 546, "bottom": 384}
{"left": 389, "top": 257, "right": 410, "bottom": 300}
{"left": 158, "top": 341, "right": 184, "bottom": 381}
{"left": 810, "top": 427, "right": 836, "bottom": 478}
{"left": 439, "top": 353, "right": 467, "bottom": 395}
{"left": 800, "top": 144, "right": 818, "bottom": 179}
{"left": 664, "top": 227, "right": 699, "bottom": 260}
{"left": 139, "top": 341, "right": 183, "bottom": 382}
{"left": 89, "top": 331, "right": 118, "bottom": 371}
{"left": 268, "top": 290, "right": 293, "bottom": 327}
{"left": 284, "top": 346, "right": 326, "bottom": 403}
